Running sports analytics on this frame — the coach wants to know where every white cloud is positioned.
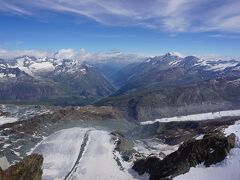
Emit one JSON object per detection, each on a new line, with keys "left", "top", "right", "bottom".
{"left": 0, "top": 48, "right": 239, "bottom": 62}
{"left": 0, "top": 49, "right": 53, "bottom": 59}
{"left": 0, "top": 0, "right": 240, "bottom": 34}
{"left": 53, "top": 48, "right": 146, "bottom": 62}
{"left": 0, "top": 1, "right": 32, "bottom": 15}
{"left": 54, "top": 49, "right": 76, "bottom": 59}
{"left": 0, "top": 48, "right": 146, "bottom": 63}
{"left": 199, "top": 54, "right": 240, "bottom": 61}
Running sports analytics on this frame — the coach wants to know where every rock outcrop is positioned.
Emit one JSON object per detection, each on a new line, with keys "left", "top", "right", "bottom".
{"left": 132, "top": 132, "right": 236, "bottom": 180}
{"left": 0, "top": 154, "right": 43, "bottom": 180}
{"left": 0, "top": 110, "right": 10, "bottom": 117}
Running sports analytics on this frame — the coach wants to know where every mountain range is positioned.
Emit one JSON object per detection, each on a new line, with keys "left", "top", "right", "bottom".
{"left": 98, "top": 52, "right": 240, "bottom": 121}
{"left": 0, "top": 52, "right": 240, "bottom": 120}
{"left": 1, "top": 52, "right": 240, "bottom": 180}
{"left": 0, "top": 56, "right": 116, "bottom": 105}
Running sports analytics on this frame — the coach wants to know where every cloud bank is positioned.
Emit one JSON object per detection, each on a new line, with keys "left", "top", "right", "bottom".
{"left": 0, "top": 48, "right": 146, "bottom": 63}
{"left": 1, "top": 48, "right": 239, "bottom": 63}
{"left": 0, "top": 0, "right": 240, "bottom": 33}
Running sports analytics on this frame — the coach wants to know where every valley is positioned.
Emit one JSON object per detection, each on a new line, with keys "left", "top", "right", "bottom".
{"left": 1, "top": 1, "right": 240, "bottom": 179}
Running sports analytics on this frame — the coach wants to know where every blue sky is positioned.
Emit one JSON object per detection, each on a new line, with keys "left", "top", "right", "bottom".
{"left": 0, "top": 0, "right": 240, "bottom": 56}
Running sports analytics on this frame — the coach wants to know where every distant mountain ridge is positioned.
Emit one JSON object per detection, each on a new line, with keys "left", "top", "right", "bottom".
{"left": 97, "top": 53, "right": 240, "bottom": 121}
{"left": 0, "top": 52, "right": 240, "bottom": 114}
{"left": 0, "top": 56, "right": 116, "bottom": 105}
{"left": 111, "top": 53, "right": 240, "bottom": 95}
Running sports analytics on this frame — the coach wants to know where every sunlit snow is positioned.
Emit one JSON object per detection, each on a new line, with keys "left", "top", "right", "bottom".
{"left": 0, "top": 116, "right": 18, "bottom": 125}
{"left": 141, "top": 110, "right": 240, "bottom": 125}
{"left": 33, "top": 128, "right": 148, "bottom": 180}
{"left": 33, "top": 128, "right": 89, "bottom": 180}
{"left": 29, "top": 61, "right": 55, "bottom": 73}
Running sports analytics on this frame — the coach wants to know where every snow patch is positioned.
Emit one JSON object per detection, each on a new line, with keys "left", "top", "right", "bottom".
{"left": 79, "top": 68, "right": 86, "bottom": 74}
{"left": 133, "top": 139, "right": 178, "bottom": 158}
{"left": 169, "top": 59, "right": 181, "bottom": 66}
{"left": 0, "top": 116, "right": 18, "bottom": 125}
{"left": 0, "top": 156, "right": 10, "bottom": 170}
{"left": 0, "top": 73, "right": 16, "bottom": 78}
{"left": 29, "top": 61, "right": 55, "bottom": 73}
{"left": 141, "top": 110, "right": 240, "bottom": 125}
{"left": 195, "top": 134, "right": 205, "bottom": 140}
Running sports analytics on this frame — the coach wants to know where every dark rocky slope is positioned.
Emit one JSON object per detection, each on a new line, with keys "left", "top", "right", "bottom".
{"left": 112, "top": 54, "right": 240, "bottom": 95}
{"left": 133, "top": 132, "right": 236, "bottom": 180}
{"left": 130, "top": 117, "right": 239, "bottom": 145}
{"left": 0, "top": 67, "right": 58, "bottom": 102}
{"left": 97, "top": 78, "right": 240, "bottom": 121}
{"left": 0, "top": 154, "right": 43, "bottom": 180}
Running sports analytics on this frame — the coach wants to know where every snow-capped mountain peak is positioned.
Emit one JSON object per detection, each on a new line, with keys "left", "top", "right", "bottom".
{"left": 143, "top": 53, "right": 240, "bottom": 73}
{"left": 163, "top": 52, "right": 184, "bottom": 58}
{"left": 0, "top": 56, "right": 96, "bottom": 80}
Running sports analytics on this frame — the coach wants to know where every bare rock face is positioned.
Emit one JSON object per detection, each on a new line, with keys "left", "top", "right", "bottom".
{"left": 0, "top": 154, "right": 43, "bottom": 180}
{"left": 132, "top": 132, "right": 236, "bottom": 180}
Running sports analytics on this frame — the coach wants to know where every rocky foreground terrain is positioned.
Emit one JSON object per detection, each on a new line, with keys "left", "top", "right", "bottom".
{"left": 133, "top": 133, "right": 236, "bottom": 180}
{"left": 0, "top": 154, "right": 43, "bottom": 180}
{"left": 0, "top": 104, "right": 240, "bottom": 179}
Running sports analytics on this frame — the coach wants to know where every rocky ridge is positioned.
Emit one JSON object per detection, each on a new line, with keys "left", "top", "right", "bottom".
{"left": 0, "top": 154, "right": 43, "bottom": 180}
{"left": 133, "top": 132, "right": 236, "bottom": 180}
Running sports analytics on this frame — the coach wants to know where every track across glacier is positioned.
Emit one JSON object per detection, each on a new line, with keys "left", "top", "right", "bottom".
{"left": 33, "top": 128, "right": 148, "bottom": 180}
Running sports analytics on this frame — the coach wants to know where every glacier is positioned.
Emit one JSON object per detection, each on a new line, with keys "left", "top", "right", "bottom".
{"left": 33, "top": 128, "right": 148, "bottom": 180}
{"left": 33, "top": 128, "right": 89, "bottom": 180}
{"left": 141, "top": 109, "right": 240, "bottom": 125}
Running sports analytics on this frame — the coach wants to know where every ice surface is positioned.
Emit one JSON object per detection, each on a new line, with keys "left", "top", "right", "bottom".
{"left": 67, "top": 130, "right": 147, "bottom": 180}
{"left": 33, "top": 128, "right": 88, "bottom": 180}
{"left": 141, "top": 109, "right": 240, "bottom": 125}
{"left": 29, "top": 61, "right": 55, "bottom": 73}
{"left": 34, "top": 128, "right": 148, "bottom": 180}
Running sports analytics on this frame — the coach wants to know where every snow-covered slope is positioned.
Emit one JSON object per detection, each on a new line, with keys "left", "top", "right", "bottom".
{"left": 67, "top": 130, "right": 146, "bottom": 180}
{"left": 33, "top": 128, "right": 89, "bottom": 180}
{"left": 1, "top": 56, "right": 90, "bottom": 78}
{"left": 144, "top": 53, "right": 240, "bottom": 72}
{"left": 33, "top": 128, "right": 148, "bottom": 180}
